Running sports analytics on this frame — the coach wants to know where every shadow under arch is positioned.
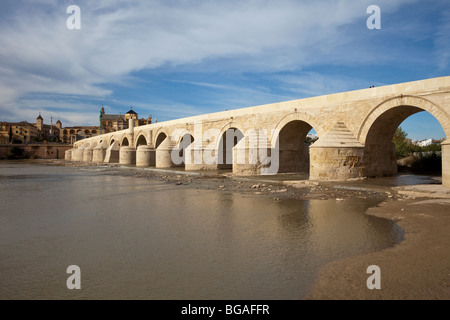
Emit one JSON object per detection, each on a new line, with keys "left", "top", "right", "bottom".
{"left": 121, "top": 136, "right": 130, "bottom": 147}
{"left": 136, "top": 134, "right": 147, "bottom": 147}
{"left": 216, "top": 126, "right": 245, "bottom": 170}
{"left": 359, "top": 96, "right": 449, "bottom": 178}
{"left": 270, "top": 113, "right": 322, "bottom": 175}
{"left": 155, "top": 132, "right": 167, "bottom": 149}
{"left": 358, "top": 95, "right": 450, "bottom": 144}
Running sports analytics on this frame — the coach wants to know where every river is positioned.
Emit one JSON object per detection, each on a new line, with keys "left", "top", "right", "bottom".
{"left": 0, "top": 161, "right": 403, "bottom": 299}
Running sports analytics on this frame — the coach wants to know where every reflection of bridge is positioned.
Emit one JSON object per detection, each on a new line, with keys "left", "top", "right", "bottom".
{"left": 66, "top": 77, "right": 450, "bottom": 187}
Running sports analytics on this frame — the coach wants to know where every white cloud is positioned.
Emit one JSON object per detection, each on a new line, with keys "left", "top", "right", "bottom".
{"left": 0, "top": 0, "right": 441, "bottom": 124}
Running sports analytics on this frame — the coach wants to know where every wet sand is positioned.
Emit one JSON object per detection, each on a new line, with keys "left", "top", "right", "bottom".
{"left": 48, "top": 160, "right": 450, "bottom": 299}
{"left": 306, "top": 196, "right": 450, "bottom": 300}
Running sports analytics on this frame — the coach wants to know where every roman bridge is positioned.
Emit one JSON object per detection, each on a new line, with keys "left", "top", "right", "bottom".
{"left": 66, "top": 76, "right": 450, "bottom": 187}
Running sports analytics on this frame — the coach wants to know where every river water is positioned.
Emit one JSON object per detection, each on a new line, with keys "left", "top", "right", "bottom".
{"left": 0, "top": 161, "right": 404, "bottom": 300}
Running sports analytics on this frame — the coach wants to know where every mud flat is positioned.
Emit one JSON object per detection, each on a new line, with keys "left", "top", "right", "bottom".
{"left": 307, "top": 187, "right": 450, "bottom": 300}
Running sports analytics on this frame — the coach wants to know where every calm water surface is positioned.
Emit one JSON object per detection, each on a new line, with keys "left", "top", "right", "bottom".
{"left": 0, "top": 161, "right": 403, "bottom": 299}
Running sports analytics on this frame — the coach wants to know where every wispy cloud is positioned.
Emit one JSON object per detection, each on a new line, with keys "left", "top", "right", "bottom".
{"left": 0, "top": 0, "right": 446, "bottom": 133}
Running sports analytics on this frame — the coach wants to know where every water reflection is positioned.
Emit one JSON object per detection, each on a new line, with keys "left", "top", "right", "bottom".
{"left": 0, "top": 162, "right": 401, "bottom": 300}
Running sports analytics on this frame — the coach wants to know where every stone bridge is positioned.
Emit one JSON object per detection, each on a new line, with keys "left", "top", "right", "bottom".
{"left": 66, "top": 76, "right": 450, "bottom": 187}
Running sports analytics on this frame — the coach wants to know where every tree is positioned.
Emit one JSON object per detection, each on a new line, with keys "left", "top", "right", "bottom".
{"left": 392, "top": 127, "right": 411, "bottom": 158}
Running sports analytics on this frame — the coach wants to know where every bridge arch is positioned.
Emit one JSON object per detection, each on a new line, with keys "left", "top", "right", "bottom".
{"left": 109, "top": 138, "right": 115, "bottom": 146}
{"left": 121, "top": 135, "right": 131, "bottom": 147}
{"left": 155, "top": 131, "right": 168, "bottom": 149}
{"left": 271, "top": 112, "right": 324, "bottom": 148}
{"left": 358, "top": 96, "right": 449, "bottom": 177}
{"left": 136, "top": 134, "right": 148, "bottom": 147}
{"left": 177, "top": 131, "right": 194, "bottom": 166}
{"left": 358, "top": 96, "right": 450, "bottom": 144}
{"left": 270, "top": 113, "right": 322, "bottom": 174}
{"left": 216, "top": 125, "right": 245, "bottom": 170}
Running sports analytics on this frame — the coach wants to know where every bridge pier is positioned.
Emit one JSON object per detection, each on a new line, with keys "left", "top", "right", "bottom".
{"left": 72, "top": 144, "right": 87, "bottom": 161}
{"left": 65, "top": 149, "right": 73, "bottom": 161}
{"left": 92, "top": 143, "right": 107, "bottom": 163}
{"left": 309, "top": 146, "right": 365, "bottom": 180}
{"left": 83, "top": 143, "right": 95, "bottom": 162}
{"left": 119, "top": 146, "right": 136, "bottom": 165}
{"left": 184, "top": 145, "right": 219, "bottom": 171}
{"left": 136, "top": 145, "right": 155, "bottom": 167}
{"left": 232, "top": 132, "right": 276, "bottom": 175}
{"left": 442, "top": 140, "right": 450, "bottom": 188}
{"left": 104, "top": 141, "right": 120, "bottom": 163}
{"left": 156, "top": 138, "right": 178, "bottom": 168}
{"left": 309, "top": 122, "right": 366, "bottom": 181}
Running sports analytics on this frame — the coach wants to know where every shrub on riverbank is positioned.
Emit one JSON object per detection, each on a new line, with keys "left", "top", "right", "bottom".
{"left": 7, "top": 147, "right": 25, "bottom": 160}
{"left": 398, "top": 152, "right": 441, "bottom": 174}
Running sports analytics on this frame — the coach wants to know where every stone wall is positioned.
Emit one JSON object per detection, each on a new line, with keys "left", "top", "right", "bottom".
{"left": 0, "top": 144, "right": 72, "bottom": 160}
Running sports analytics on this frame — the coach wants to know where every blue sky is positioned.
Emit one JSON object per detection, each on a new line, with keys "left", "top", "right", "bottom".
{"left": 0, "top": 0, "right": 448, "bottom": 140}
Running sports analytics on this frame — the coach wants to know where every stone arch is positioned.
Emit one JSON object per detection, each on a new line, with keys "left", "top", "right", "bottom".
{"left": 270, "top": 112, "right": 323, "bottom": 148}
{"left": 216, "top": 124, "right": 245, "bottom": 170}
{"left": 155, "top": 131, "right": 168, "bottom": 149}
{"left": 136, "top": 134, "right": 148, "bottom": 147}
{"left": 176, "top": 130, "right": 194, "bottom": 165}
{"left": 109, "top": 135, "right": 119, "bottom": 147}
{"left": 215, "top": 123, "right": 245, "bottom": 150}
{"left": 358, "top": 95, "right": 450, "bottom": 144}
{"left": 121, "top": 136, "right": 130, "bottom": 147}
{"left": 358, "top": 96, "right": 449, "bottom": 177}
{"left": 268, "top": 113, "right": 321, "bottom": 174}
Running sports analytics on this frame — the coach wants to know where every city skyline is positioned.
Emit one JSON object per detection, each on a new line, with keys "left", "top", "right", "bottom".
{"left": 0, "top": 0, "right": 449, "bottom": 140}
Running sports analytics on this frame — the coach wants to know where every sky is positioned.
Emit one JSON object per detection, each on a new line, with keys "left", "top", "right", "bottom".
{"left": 0, "top": 0, "right": 449, "bottom": 140}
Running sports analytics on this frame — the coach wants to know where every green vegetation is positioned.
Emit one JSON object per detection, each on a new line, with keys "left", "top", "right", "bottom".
{"left": 393, "top": 127, "right": 442, "bottom": 174}
{"left": 410, "top": 153, "right": 441, "bottom": 174}
{"left": 393, "top": 127, "right": 441, "bottom": 158}
{"left": 7, "top": 147, "right": 25, "bottom": 159}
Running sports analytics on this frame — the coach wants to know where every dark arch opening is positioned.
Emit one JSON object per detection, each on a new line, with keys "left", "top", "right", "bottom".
{"left": 136, "top": 135, "right": 147, "bottom": 147}
{"left": 155, "top": 133, "right": 167, "bottom": 149}
{"left": 277, "top": 120, "right": 318, "bottom": 174}
{"left": 217, "top": 128, "right": 244, "bottom": 170}
{"left": 178, "top": 133, "right": 194, "bottom": 165}
{"left": 364, "top": 106, "right": 445, "bottom": 178}
{"left": 122, "top": 137, "right": 129, "bottom": 147}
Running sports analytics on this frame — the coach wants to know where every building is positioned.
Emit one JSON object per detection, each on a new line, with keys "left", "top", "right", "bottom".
{"left": 1, "top": 108, "right": 154, "bottom": 145}
{"left": 0, "top": 121, "right": 39, "bottom": 144}
{"left": 99, "top": 107, "right": 153, "bottom": 134}
{"left": 59, "top": 126, "right": 99, "bottom": 144}
{"left": 35, "top": 114, "right": 61, "bottom": 141}
{"left": 1, "top": 114, "right": 98, "bottom": 145}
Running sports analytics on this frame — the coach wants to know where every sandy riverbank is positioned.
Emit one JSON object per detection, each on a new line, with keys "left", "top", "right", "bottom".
{"left": 307, "top": 195, "right": 450, "bottom": 300}
{"left": 48, "top": 160, "right": 450, "bottom": 299}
